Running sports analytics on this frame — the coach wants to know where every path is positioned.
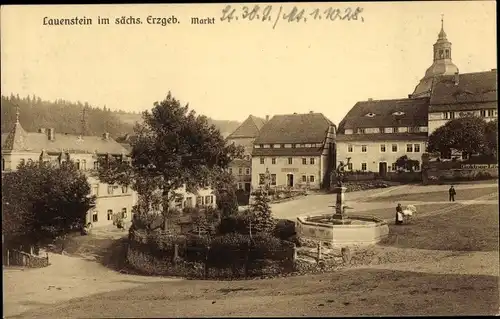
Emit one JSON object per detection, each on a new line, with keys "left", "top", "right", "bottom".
{"left": 3, "top": 227, "right": 179, "bottom": 318}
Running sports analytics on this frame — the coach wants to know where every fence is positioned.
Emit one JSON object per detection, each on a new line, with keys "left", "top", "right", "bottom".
{"left": 126, "top": 233, "right": 296, "bottom": 279}
{"left": 3, "top": 249, "right": 50, "bottom": 268}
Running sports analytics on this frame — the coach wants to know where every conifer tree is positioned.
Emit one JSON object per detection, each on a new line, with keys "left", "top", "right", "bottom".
{"left": 250, "top": 188, "right": 275, "bottom": 234}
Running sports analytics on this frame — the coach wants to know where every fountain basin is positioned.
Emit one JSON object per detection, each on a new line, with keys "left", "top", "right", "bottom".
{"left": 296, "top": 213, "right": 389, "bottom": 247}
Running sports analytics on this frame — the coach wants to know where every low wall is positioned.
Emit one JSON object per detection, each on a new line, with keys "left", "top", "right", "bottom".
{"left": 423, "top": 163, "right": 498, "bottom": 184}
{"left": 296, "top": 214, "right": 389, "bottom": 247}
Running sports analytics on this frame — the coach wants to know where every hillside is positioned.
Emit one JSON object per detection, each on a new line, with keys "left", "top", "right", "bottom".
{"left": 1, "top": 95, "right": 240, "bottom": 139}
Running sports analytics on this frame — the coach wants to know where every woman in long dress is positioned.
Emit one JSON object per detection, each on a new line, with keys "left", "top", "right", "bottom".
{"left": 395, "top": 203, "right": 404, "bottom": 225}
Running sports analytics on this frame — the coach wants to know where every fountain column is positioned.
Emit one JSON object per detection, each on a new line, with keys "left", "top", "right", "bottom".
{"left": 332, "top": 186, "right": 348, "bottom": 222}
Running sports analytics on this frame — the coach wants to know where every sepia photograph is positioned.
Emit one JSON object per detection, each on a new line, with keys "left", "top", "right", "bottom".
{"left": 1, "top": 2, "right": 498, "bottom": 317}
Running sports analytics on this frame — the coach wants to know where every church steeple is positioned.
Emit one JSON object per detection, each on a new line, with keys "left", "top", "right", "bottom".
{"left": 3, "top": 104, "right": 28, "bottom": 152}
{"left": 410, "top": 16, "right": 459, "bottom": 98}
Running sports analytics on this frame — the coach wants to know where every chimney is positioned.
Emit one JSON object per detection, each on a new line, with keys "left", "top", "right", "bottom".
{"left": 491, "top": 68, "right": 497, "bottom": 72}
{"left": 103, "top": 132, "right": 110, "bottom": 140}
{"left": 266, "top": 115, "right": 269, "bottom": 121}
{"left": 309, "top": 111, "right": 313, "bottom": 114}
{"left": 368, "top": 98, "right": 373, "bottom": 101}
{"left": 47, "top": 128, "right": 55, "bottom": 141}
{"left": 454, "top": 71, "right": 459, "bottom": 85}
{"left": 293, "top": 112, "right": 297, "bottom": 114}
{"left": 38, "top": 128, "right": 46, "bottom": 134}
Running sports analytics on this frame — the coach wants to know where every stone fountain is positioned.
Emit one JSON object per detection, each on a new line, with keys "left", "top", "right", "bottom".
{"left": 296, "top": 158, "right": 389, "bottom": 247}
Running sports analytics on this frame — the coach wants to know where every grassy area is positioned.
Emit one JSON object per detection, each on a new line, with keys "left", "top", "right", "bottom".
{"left": 360, "top": 204, "right": 451, "bottom": 220}
{"left": 380, "top": 204, "right": 499, "bottom": 252}
{"left": 12, "top": 269, "right": 498, "bottom": 317}
{"left": 366, "top": 186, "right": 498, "bottom": 203}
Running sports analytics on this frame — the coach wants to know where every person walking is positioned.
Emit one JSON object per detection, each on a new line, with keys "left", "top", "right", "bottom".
{"left": 449, "top": 185, "right": 456, "bottom": 202}
{"left": 395, "top": 203, "right": 404, "bottom": 225}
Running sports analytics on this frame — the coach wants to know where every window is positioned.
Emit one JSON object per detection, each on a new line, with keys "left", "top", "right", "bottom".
{"left": 237, "top": 182, "right": 243, "bottom": 190}
{"left": 361, "top": 145, "right": 367, "bottom": 153}
{"left": 347, "top": 145, "right": 353, "bottom": 153}
{"left": 443, "top": 112, "right": 449, "bottom": 119}
{"left": 228, "top": 168, "right": 233, "bottom": 174}
{"left": 271, "top": 158, "right": 276, "bottom": 165}
{"left": 238, "top": 168, "right": 243, "bottom": 175}
{"left": 107, "top": 210, "right": 113, "bottom": 221}
{"left": 302, "top": 175, "right": 307, "bottom": 183}
{"left": 481, "top": 110, "right": 486, "bottom": 117}
{"left": 414, "top": 144, "right": 420, "bottom": 152}
{"left": 487, "top": 109, "right": 495, "bottom": 117}
{"left": 445, "top": 49, "right": 450, "bottom": 58}
{"left": 280, "top": 144, "right": 285, "bottom": 148}
{"left": 93, "top": 161, "right": 99, "bottom": 170}
{"left": 270, "top": 144, "right": 274, "bottom": 148}
{"left": 92, "top": 185, "right": 99, "bottom": 196}
{"left": 205, "top": 196, "right": 211, "bottom": 206}
{"left": 408, "top": 126, "right": 420, "bottom": 133}
{"left": 380, "top": 144, "right": 386, "bottom": 152}
{"left": 107, "top": 185, "right": 114, "bottom": 195}
{"left": 406, "top": 144, "right": 413, "bottom": 152}
{"left": 120, "top": 208, "right": 127, "bottom": 219}
{"left": 93, "top": 211, "right": 98, "bottom": 222}
{"left": 302, "top": 158, "right": 307, "bottom": 165}
{"left": 196, "top": 196, "right": 204, "bottom": 207}
{"left": 310, "top": 158, "right": 315, "bottom": 165}
{"left": 185, "top": 197, "right": 193, "bottom": 208}
{"left": 309, "top": 175, "right": 315, "bottom": 183}
{"left": 347, "top": 163, "right": 353, "bottom": 170}
{"left": 291, "top": 144, "right": 296, "bottom": 148}
{"left": 391, "top": 163, "right": 397, "bottom": 171}
{"left": 75, "top": 159, "right": 81, "bottom": 170}
{"left": 392, "top": 127, "right": 399, "bottom": 133}
{"left": 288, "top": 157, "right": 292, "bottom": 165}
{"left": 122, "top": 186, "right": 128, "bottom": 194}
{"left": 260, "top": 157, "right": 264, "bottom": 164}
{"left": 259, "top": 174, "right": 265, "bottom": 185}
{"left": 391, "top": 144, "right": 398, "bottom": 152}
{"left": 357, "top": 128, "right": 365, "bottom": 134}
{"left": 361, "top": 163, "right": 367, "bottom": 171}
{"left": 450, "top": 112, "right": 455, "bottom": 119}
{"left": 271, "top": 174, "right": 276, "bottom": 185}
{"left": 378, "top": 128, "right": 384, "bottom": 134}
{"left": 439, "top": 49, "right": 444, "bottom": 58}
{"left": 246, "top": 168, "right": 250, "bottom": 175}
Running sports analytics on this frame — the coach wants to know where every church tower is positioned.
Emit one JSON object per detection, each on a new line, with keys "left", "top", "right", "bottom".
{"left": 410, "top": 16, "right": 459, "bottom": 98}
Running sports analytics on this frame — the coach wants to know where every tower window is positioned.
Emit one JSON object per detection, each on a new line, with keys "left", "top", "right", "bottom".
{"left": 445, "top": 49, "right": 450, "bottom": 59}
{"left": 439, "top": 50, "right": 444, "bottom": 58}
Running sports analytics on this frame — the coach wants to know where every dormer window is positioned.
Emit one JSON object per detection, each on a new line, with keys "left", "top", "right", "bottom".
{"left": 392, "top": 111, "right": 405, "bottom": 116}
{"left": 357, "top": 128, "right": 365, "bottom": 134}
{"left": 365, "top": 113, "right": 376, "bottom": 118}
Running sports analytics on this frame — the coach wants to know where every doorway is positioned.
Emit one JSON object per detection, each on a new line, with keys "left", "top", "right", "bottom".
{"left": 379, "top": 162, "right": 388, "bottom": 178}
{"left": 287, "top": 174, "right": 294, "bottom": 187}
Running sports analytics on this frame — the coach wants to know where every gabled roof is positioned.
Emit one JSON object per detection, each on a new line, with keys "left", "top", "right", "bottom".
{"left": 338, "top": 98, "right": 429, "bottom": 132}
{"left": 254, "top": 113, "right": 334, "bottom": 144}
{"left": 1, "top": 125, "right": 128, "bottom": 155}
{"left": 226, "top": 115, "right": 266, "bottom": 139}
{"left": 429, "top": 70, "right": 497, "bottom": 109}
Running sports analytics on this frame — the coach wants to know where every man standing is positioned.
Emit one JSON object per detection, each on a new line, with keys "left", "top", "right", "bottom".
{"left": 449, "top": 185, "right": 456, "bottom": 202}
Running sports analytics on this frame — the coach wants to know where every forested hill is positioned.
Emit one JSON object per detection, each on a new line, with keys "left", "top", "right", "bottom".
{"left": 1, "top": 95, "right": 241, "bottom": 139}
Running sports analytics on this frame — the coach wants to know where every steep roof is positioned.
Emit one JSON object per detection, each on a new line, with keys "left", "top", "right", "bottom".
{"left": 226, "top": 115, "right": 266, "bottom": 139}
{"left": 254, "top": 113, "right": 334, "bottom": 144}
{"left": 1, "top": 126, "right": 128, "bottom": 155}
{"left": 429, "top": 70, "right": 497, "bottom": 111}
{"left": 338, "top": 98, "right": 429, "bottom": 132}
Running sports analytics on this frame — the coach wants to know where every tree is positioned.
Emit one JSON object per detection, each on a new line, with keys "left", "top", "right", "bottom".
{"left": 395, "top": 155, "right": 420, "bottom": 172}
{"left": 212, "top": 170, "right": 239, "bottom": 218}
{"left": 97, "top": 92, "right": 243, "bottom": 230}
{"left": 249, "top": 189, "right": 275, "bottom": 234}
{"left": 427, "top": 116, "right": 490, "bottom": 157}
{"left": 2, "top": 161, "right": 95, "bottom": 251}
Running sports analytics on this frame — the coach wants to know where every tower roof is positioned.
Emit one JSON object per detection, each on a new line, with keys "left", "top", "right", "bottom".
{"left": 2, "top": 105, "right": 29, "bottom": 152}
{"left": 437, "top": 14, "right": 447, "bottom": 40}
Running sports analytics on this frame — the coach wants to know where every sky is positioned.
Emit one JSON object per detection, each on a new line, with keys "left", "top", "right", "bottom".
{"left": 1, "top": 2, "right": 497, "bottom": 125}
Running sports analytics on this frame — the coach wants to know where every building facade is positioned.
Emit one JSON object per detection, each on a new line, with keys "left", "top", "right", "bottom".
{"left": 1, "top": 119, "right": 136, "bottom": 228}
{"left": 251, "top": 112, "right": 336, "bottom": 191}
{"left": 336, "top": 98, "right": 429, "bottom": 175}
{"left": 226, "top": 114, "right": 267, "bottom": 192}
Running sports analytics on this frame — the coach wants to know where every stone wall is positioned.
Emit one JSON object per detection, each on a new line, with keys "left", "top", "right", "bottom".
{"left": 296, "top": 214, "right": 389, "bottom": 247}
{"left": 422, "top": 153, "right": 498, "bottom": 184}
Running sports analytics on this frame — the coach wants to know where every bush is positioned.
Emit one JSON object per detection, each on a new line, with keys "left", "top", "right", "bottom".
{"left": 218, "top": 210, "right": 253, "bottom": 235}
{"left": 273, "top": 219, "right": 296, "bottom": 241}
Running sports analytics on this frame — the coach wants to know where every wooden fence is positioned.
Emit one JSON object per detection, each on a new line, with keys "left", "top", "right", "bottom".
{"left": 3, "top": 249, "right": 50, "bottom": 268}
